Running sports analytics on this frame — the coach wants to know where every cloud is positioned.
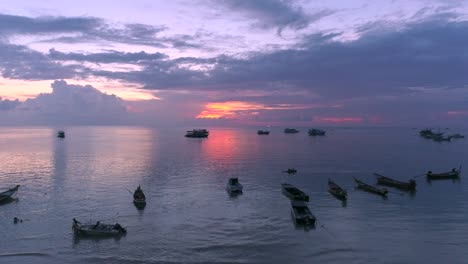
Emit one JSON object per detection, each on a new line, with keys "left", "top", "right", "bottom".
{"left": 48, "top": 49, "right": 168, "bottom": 63}
{"left": 2, "top": 80, "right": 129, "bottom": 125}
{"left": 0, "top": 97, "right": 20, "bottom": 111}
{"left": 216, "top": 0, "right": 333, "bottom": 35}
{"left": 0, "top": 13, "right": 201, "bottom": 49}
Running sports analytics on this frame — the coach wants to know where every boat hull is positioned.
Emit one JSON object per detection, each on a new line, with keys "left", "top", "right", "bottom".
{"left": 281, "top": 184, "right": 309, "bottom": 202}
{"left": 0, "top": 185, "right": 19, "bottom": 202}
{"left": 376, "top": 175, "right": 416, "bottom": 190}
{"left": 354, "top": 178, "right": 388, "bottom": 196}
{"left": 291, "top": 201, "right": 315, "bottom": 226}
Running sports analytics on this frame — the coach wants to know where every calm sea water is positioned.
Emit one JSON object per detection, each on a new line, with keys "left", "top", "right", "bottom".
{"left": 1, "top": 126, "right": 467, "bottom": 264}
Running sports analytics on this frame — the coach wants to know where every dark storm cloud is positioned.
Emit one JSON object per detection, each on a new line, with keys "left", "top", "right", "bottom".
{"left": 216, "top": 0, "right": 333, "bottom": 34}
{"left": 48, "top": 49, "right": 168, "bottom": 63}
{"left": 0, "top": 13, "right": 201, "bottom": 49}
{"left": 0, "top": 42, "right": 81, "bottom": 80}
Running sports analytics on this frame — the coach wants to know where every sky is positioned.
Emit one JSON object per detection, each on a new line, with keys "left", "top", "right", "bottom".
{"left": 1, "top": 0, "right": 468, "bottom": 127}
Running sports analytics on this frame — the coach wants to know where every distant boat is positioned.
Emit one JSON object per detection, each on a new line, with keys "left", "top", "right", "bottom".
{"left": 57, "top": 131, "right": 65, "bottom": 138}
{"left": 354, "top": 178, "right": 388, "bottom": 196}
{"left": 284, "top": 128, "right": 299, "bottom": 134}
{"left": 291, "top": 200, "right": 316, "bottom": 226}
{"left": 0, "top": 185, "right": 20, "bottom": 202}
{"left": 283, "top": 168, "right": 297, "bottom": 174}
{"left": 451, "top": 133, "right": 465, "bottom": 139}
{"left": 133, "top": 185, "right": 146, "bottom": 208}
{"left": 328, "top": 179, "right": 347, "bottom": 200}
{"left": 257, "top": 130, "right": 270, "bottom": 135}
{"left": 281, "top": 183, "right": 309, "bottom": 202}
{"left": 226, "top": 178, "right": 243, "bottom": 193}
{"left": 374, "top": 173, "right": 416, "bottom": 191}
{"left": 426, "top": 167, "right": 461, "bottom": 180}
{"left": 308, "top": 128, "right": 326, "bottom": 136}
{"left": 72, "top": 218, "right": 126, "bottom": 236}
{"left": 185, "top": 129, "right": 209, "bottom": 138}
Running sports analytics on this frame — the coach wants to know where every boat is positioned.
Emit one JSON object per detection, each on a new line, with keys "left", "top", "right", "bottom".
{"left": 284, "top": 128, "right": 299, "bottom": 134}
{"left": 226, "top": 178, "right": 243, "bottom": 193}
{"left": 374, "top": 173, "right": 416, "bottom": 190}
{"left": 133, "top": 185, "right": 146, "bottom": 207}
{"left": 57, "top": 131, "right": 65, "bottom": 138}
{"left": 451, "top": 133, "right": 465, "bottom": 139}
{"left": 72, "top": 218, "right": 126, "bottom": 236}
{"left": 281, "top": 183, "right": 309, "bottom": 202}
{"left": 419, "top": 129, "right": 443, "bottom": 138}
{"left": 291, "top": 200, "right": 316, "bottom": 225}
{"left": 354, "top": 178, "right": 388, "bottom": 196}
{"left": 426, "top": 167, "right": 461, "bottom": 180}
{"left": 328, "top": 179, "right": 347, "bottom": 200}
{"left": 308, "top": 128, "right": 326, "bottom": 136}
{"left": 257, "top": 130, "right": 270, "bottom": 135}
{"left": 432, "top": 135, "right": 452, "bottom": 142}
{"left": 185, "top": 129, "right": 209, "bottom": 138}
{"left": 284, "top": 168, "right": 297, "bottom": 174}
{"left": 0, "top": 185, "right": 20, "bottom": 202}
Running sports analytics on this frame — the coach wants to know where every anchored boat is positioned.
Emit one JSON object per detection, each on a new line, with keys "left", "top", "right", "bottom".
{"left": 72, "top": 218, "right": 126, "bottom": 236}
{"left": 308, "top": 128, "right": 326, "bottom": 136}
{"left": 291, "top": 200, "right": 315, "bottom": 226}
{"left": 284, "top": 168, "right": 297, "bottom": 174}
{"left": 281, "top": 183, "right": 309, "bottom": 202}
{"left": 226, "top": 178, "right": 243, "bottom": 193}
{"left": 374, "top": 173, "right": 416, "bottom": 191}
{"left": 354, "top": 178, "right": 388, "bottom": 196}
{"left": 57, "top": 131, "right": 65, "bottom": 138}
{"left": 257, "top": 130, "right": 270, "bottom": 135}
{"left": 328, "top": 179, "right": 347, "bottom": 200}
{"left": 133, "top": 185, "right": 146, "bottom": 208}
{"left": 426, "top": 167, "right": 461, "bottom": 180}
{"left": 185, "top": 129, "right": 209, "bottom": 138}
{"left": 284, "top": 128, "right": 299, "bottom": 134}
{"left": 0, "top": 185, "right": 20, "bottom": 202}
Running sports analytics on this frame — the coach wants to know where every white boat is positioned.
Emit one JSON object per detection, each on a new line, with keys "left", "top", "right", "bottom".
{"left": 226, "top": 178, "right": 243, "bottom": 193}
{"left": 72, "top": 218, "right": 126, "bottom": 236}
{"left": 291, "top": 201, "right": 315, "bottom": 225}
{"left": 0, "top": 185, "right": 19, "bottom": 202}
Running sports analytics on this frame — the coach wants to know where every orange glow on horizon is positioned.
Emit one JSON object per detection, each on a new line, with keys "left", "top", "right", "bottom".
{"left": 196, "top": 101, "right": 318, "bottom": 119}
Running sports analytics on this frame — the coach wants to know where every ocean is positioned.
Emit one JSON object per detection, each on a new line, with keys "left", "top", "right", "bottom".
{"left": 1, "top": 126, "right": 467, "bottom": 264}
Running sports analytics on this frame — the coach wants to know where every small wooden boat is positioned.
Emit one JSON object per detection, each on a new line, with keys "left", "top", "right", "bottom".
{"left": 257, "top": 130, "right": 270, "bottom": 135}
{"left": 354, "top": 178, "right": 388, "bottom": 196}
{"left": 57, "top": 131, "right": 65, "bottom": 138}
{"left": 133, "top": 185, "right": 146, "bottom": 207}
{"left": 281, "top": 183, "right": 309, "bottom": 202}
{"left": 72, "top": 218, "right": 126, "bottom": 236}
{"left": 284, "top": 168, "right": 297, "bottom": 174}
{"left": 0, "top": 185, "right": 20, "bottom": 202}
{"left": 291, "top": 201, "right": 315, "bottom": 225}
{"left": 226, "top": 178, "right": 243, "bottom": 193}
{"left": 374, "top": 173, "right": 416, "bottom": 190}
{"left": 328, "top": 179, "right": 347, "bottom": 200}
{"left": 426, "top": 167, "right": 461, "bottom": 180}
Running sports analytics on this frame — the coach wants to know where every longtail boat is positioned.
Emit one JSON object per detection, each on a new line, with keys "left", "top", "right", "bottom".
{"left": 328, "top": 179, "right": 347, "bottom": 200}
{"left": 281, "top": 183, "right": 309, "bottom": 202}
{"left": 291, "top": 201, "right": 315, "bottom": 226}
{"left": 0, "top": 185, "right": 20, "bottom": 202}
{"left": 73, "top": 218, "right": 126, "bottom": 236}
{"left": 426, "top": 167, "right": 461, "bottom": 180}
{"left": 133, "top": 185, "right": 146, "bottom": 208}
{"left": 374, "top": 173, "right": 416, "bottom": 191}
{"left": 354, "top": 178, "right": 388, "bottom": 196}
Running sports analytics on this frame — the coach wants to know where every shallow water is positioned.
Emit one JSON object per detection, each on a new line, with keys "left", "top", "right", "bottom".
{"left": 0, "top": 126, "right": 467, "bottom": 264}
